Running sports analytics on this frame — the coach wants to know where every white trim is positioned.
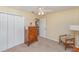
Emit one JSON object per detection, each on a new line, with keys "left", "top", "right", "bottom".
{"left": 40, "top": 36, "right": 59, "bottom": 43}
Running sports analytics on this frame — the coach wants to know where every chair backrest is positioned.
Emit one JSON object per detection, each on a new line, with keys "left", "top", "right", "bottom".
{"left": 66, "top": 34, "right": 75, "bottom": 39}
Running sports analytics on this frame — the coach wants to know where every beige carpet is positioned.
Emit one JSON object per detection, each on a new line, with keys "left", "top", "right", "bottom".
{"left": 4, "top": 37, "right": 72, "bottom": 52}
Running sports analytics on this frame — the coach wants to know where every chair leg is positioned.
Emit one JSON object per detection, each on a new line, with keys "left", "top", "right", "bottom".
{"left": 59, "top": 38, "right": 61, "bottom": 44}
{"left": 73, "top": 43, "right": 75, "bottom": 48}
{"left": 65, "top": 43, "right": 67, "bottom": 50}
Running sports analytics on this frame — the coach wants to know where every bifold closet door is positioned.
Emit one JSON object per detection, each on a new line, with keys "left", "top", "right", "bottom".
{"left": 7, "top": 14, "right": 15, "bottom": 48}
{"left": 8, "top": 15, "right": 24, "bottom": 48}
{"left": 0, "top": 13, "right": 24, "bottom": 51}
{"left": 0, "top": 13, "right": 7, "bottom": 51}
{"left": 14, "top": 16, "right": 24, "bottom": 46}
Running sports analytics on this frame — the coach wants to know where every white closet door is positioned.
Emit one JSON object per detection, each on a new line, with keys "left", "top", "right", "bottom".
{"left": 14, "top": 16, "right": 24, "bottom": 46}
{"left": 7, "top": 14, "right": 15, "bottom": 48}
{"left": 0, "top": 13, "right": 7, "bottom": 51}
{"left": 39, "top": 17, "right": 46, "bottom": 38}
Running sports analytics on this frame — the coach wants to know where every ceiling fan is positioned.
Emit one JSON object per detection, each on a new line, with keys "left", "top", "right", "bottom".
{"left": 32, "top": 7, "right": 52, "bottom": 16}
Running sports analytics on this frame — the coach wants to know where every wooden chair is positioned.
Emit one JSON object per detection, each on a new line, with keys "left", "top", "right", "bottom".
{"left": 59, "top": 34, "right": 75, "bottom": 50}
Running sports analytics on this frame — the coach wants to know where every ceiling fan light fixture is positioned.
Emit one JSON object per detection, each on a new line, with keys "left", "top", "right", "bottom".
{"left": 39, "top": 8, "right": 41, "bottom": 10}
{"left": 41, "top": 12, "right": 44, "bottom": 15}
{"left": 38, "top": 8, "right": 44, "bottom": 15}
{"left": 38, "top": 12, "right": 41, "bottom": 15}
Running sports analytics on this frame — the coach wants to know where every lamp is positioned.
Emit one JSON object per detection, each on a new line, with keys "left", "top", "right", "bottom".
{"left": 70, "top": 25, "right": 79, "bottom": 48}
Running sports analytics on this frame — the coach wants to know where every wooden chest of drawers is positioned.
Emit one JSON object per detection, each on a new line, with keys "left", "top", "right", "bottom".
{"left": 25, "top": 26, "right": 38, "bottom": 46}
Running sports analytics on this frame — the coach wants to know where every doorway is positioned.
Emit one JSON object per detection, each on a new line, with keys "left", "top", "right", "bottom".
{"left": 39, "top": 17, "right": 47, "bottom": 38}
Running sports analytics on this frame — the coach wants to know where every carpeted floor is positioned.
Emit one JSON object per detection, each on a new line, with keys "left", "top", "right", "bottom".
{"left": 4, "top": 37, "right": 72, "bottom": 52}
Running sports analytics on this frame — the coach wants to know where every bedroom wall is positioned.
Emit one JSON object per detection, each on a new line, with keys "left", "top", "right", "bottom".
{"left": 40, "top": 8, "right": 79, "bottom": 42}
{"left": 0, "top": 7, "right": 37, "bottom": 27}
{"left": 0, "top": 7, "right": 79, "bottom": 42}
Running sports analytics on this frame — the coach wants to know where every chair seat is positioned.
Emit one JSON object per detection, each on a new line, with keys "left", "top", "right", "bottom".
{"left": 61, "top": 37, "right": 74, "bottom": 42}
{"left": 67, "top": 41, "right": 74, "bottom": 44}
{"left": 62, "top": 39, "right": 74, "bottom": 44}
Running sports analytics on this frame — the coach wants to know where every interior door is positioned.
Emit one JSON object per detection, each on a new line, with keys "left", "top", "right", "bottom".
{"left": 14, "top": 16, "right": 24, "bottom": 46}
{"left": 0, "top": 13, "right": 7, "bottom": 51}
{"left": 7, "top": 14, "right": 15, "bottom": 48}
{"left": 39, "top": 17, "right": 46, "bottom": 38}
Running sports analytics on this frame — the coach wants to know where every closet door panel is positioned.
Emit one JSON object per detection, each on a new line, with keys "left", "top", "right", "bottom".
{"left": 0, "top": 13, "right": 7, "bottom": 51}
{"left": 18, "top": 17, "right": 24, "bottom": 43}
{"left": 15, "top": 16, "right": 24, "bottom": 46}
{"left": 7, "top": 15, "right": 15, "bottom": 48}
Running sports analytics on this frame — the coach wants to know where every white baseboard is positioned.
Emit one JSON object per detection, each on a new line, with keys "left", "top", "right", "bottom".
{"left": 39, "top": 36, "right": 59, "bottom": 43}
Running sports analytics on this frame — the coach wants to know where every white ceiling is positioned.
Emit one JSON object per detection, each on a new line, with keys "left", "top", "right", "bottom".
{"left": 9, "top": 6, "right": 77, "bottom": 15}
